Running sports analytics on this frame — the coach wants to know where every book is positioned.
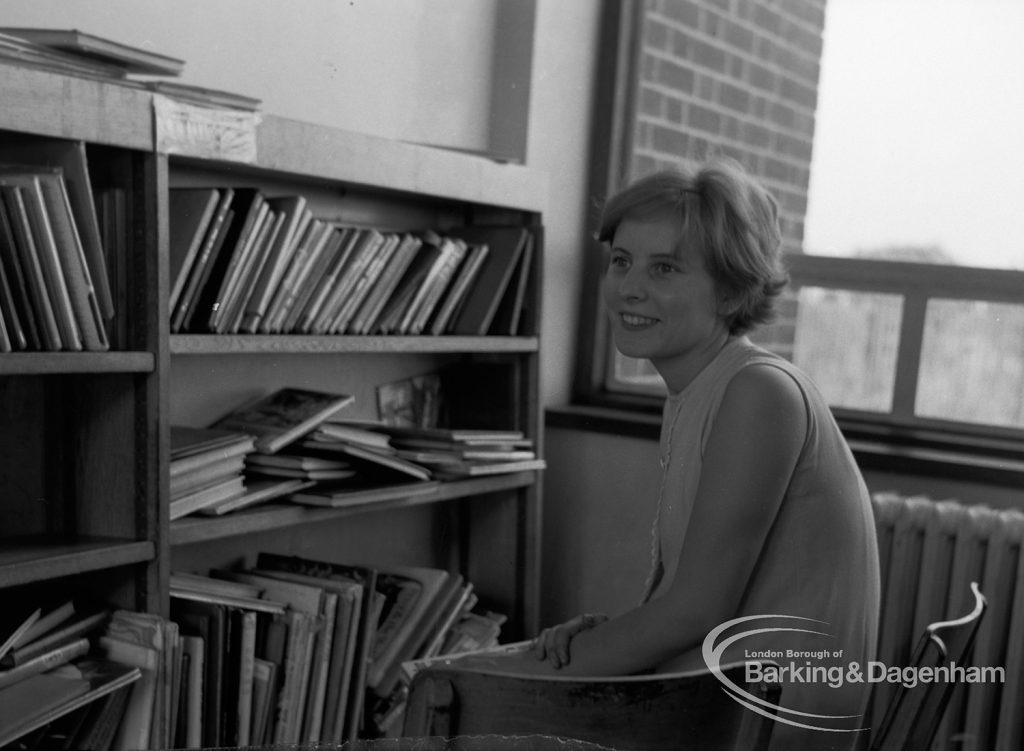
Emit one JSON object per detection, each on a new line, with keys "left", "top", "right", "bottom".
{"left": 312, "top": 422, "right": 393, "bottom": 450}
{"left": 260, "top": 219, "right": 335, "bottom": 333}
{"left": 12, "top": 599, "right": 75, "bottom": 650}
{"left": 169, "top": 475, "right": 246, "bottom": 520}
{"left": 246, "top": 452, "right": 353, "bottom": 472}
{"left": 171, "top": 188, "right": 234, "bottom": 332}
{"left": 199, "top": 190, "right": 266, "bottom": 332}
{"left": 170, "top": 455, "right": 245, "bottom": 498}
{"left": 0, "top": 172, "right": 81, "bottom": 349}
{"left": 0, "top": 636, "right": 89, "bottom": 691}
{"left": 180, "top": 635, "right": 205, "bottom": 749}
{"left": 72, "top": 683, "right": 131, "bottom": 751}
{"left": 488, "top": 228, "right": 535, "bottom": 335}
{"left": 280, "top": 226, "right": 348, "bottom": 334}
{"left": 1, "top": 609, "right": 110, "bottom": 668}
{"left": 98, "top": 635, "right": 160, "bottom": 751}
{"left": 0, "top": 658, "right": 141, "bottom": 749}
{"left": 170, "top": 598, "right": 226, "bottom": 747}
{"left": 289, "top": 478, "right": 441, "bottom": 509}
{"left": 292, "top": 225, "right": 358, "bottom": 334}
{"left": 365, "top": 564, "right": 452, "bottom": 698}
{"left": 207, "top": 199, "right": 272, "bottom": 332}
{"left": 145, "top": 80, "right": 262, "bottom": 111}
{"left": 434, "top": 457, "right": 548, "bottom": 477}
{"left": 240, "top": 196, "right": 311, "bottom": 333}
{"left": 0, "top": 185, "right": 61, "bottom": 348}
{"left": 0, "top": 138, "right": 114, "bottom": 320}
{"left": 168, "top": 188, "right": 221, "bottom": 314}
{"left": 169, "top": 428, "right": 254, "bottom": 479}
{"left": 255, "top": 553, "right": 380, "bottom": 744}
{"left": 406, "top": 237, "right": 469, "bottom": 335}
{"left": 447, "top": 225, "right": 530, "bottom": 335}
{"left": 211, "top": 387, "right": 355, "bottom": 454}
{"left": 222, "top": 207, "right": 286, "bottom": 333}
{"left": 298, "top": 439, "right": 432, "bottom": 481}
{"left": 329, "top": 230, "right": 401, "bottom": 334}
{"left": 198, "top": 477, "right": 316, "bottom": 516}
{"left": 33, "top": 169, "right": 108, "bottom": 349}
{"left": 171, "top": 424, "right": 255, "bottom": 462}
{"left": 172, "top": 571, "right": 263, "bottom": 599}
{"left": 0, "top": 607, "right": 41, "bottom": 663}
{"left": 349, "top": 233, "right": 423, "bottom": 335}
{"left": 0, "top": 27, "right": 185, "bottom": 76}
{"left": 250, "top": 658, "right": 276, "bottom": 746}
{"left": 0, "top": 29, "right": 134, "bottom": 81}
{"left": 307, "top": 227, "right": 382, "bottom": 334}
{"left": 429, "top": 241, "right": 489, "bottom": 335}
{"left": 0, "top": 196, "right": 42, "bottom": 349}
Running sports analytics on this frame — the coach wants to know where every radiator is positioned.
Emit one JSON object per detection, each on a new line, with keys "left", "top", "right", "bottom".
{"left": 871, "top": 492, "right": 1024, "bottom": 750}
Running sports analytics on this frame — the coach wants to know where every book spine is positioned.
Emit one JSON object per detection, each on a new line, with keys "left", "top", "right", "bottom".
{"left": 0, "top": 637, "right": 89, "bottom": 690}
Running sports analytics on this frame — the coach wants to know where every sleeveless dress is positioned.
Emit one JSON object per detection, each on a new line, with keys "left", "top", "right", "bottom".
{"left": 646, "top": 336, "right": 880, "bottom": 751}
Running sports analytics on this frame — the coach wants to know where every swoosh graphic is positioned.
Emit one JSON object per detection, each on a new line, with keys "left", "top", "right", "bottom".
{"left": 701, "top": 614, "right": 868, "bottom": 733}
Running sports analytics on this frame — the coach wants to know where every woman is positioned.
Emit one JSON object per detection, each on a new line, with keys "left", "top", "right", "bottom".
{"left": 467, "top": 160, "right": 880, "bottom": 750}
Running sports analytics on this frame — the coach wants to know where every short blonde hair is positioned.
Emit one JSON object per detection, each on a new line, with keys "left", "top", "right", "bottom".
{"left": 598, "top": 159, "right": 788, "bottom": 335}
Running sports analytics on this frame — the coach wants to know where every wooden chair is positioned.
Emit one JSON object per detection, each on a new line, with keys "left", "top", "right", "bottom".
{"left": 869, "top": 581, "right": 987, "bottom": 751}
{"left": 402, "top": 660, "right": 780, "bottom": 751}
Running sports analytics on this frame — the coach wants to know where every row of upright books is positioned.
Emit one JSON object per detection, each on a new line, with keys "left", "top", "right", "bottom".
{"left": 0, "top": 558, "right": 503, "bottom": 750}
{"left": 169, "top": 187, "right": 537, "bottom": 337}
{"left": 0, "top": 140, "right": 114, "bottom": 352}
{"left": 170, "top": 387, "right": 545, "bottom": 521}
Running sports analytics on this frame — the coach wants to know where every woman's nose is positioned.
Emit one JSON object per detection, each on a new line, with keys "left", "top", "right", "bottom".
{"left": 617, "top": 267, "right": 646, "bottom": 300}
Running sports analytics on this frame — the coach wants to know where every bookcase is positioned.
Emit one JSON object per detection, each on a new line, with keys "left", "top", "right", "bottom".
{"left": 0, "top": 62, "right": 544, "bottom": 711}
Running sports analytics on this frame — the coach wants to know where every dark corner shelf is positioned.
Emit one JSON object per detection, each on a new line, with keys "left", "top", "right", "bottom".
{"left": 0, "top": 537, "right": 156, "bottom": 588}
{"left": 0, "top": 351, "right": 155, "bottom": 375}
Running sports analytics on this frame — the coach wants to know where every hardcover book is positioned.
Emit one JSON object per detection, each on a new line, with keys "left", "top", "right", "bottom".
{"left": 211, "top": 387, "right": 355, "bottom": 454}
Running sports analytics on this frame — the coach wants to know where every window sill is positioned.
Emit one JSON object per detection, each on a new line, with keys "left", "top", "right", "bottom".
{"left": 546, "top": 405, "right": 1024, "bottom": 488}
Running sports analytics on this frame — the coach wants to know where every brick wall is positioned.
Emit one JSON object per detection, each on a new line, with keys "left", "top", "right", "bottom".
{"left": 627, "top": 0, "right": 826, "bottom": 357}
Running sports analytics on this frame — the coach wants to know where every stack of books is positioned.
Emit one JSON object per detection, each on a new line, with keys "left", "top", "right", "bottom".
{"left": 319, "top": 421, "right": 546, "bottom": 478}
{"left": 0, "top": 27, "right": 184, "bottom": 83}
{"left": 170, "top": 426, "right": 255, "bottom": 520}
{"left": 0, "top": 601, "right": 165, "bottom": 751}
{"left": 0, "top": 28, "right": 261, "bottom": 112}
{"left": 167, "top": 186, "right": 536, "bottom": 338}
{"left": 168, "top": 553, "right": 493, "bottom": 745}
{"left": 0, "top": 139, "right": 114, "bottom": 352}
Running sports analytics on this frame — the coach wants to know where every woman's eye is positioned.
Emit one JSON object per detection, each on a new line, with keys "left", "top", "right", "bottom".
{"left": 609, "top": 254, "right": 629, "bottom": 269}
{"left": 652, "top": 262, "right": 678, "bottom": 275}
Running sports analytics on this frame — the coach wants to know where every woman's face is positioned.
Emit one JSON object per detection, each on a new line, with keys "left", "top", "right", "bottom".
{"left": 603, "top": 210, "right": 729, "bottom": 386}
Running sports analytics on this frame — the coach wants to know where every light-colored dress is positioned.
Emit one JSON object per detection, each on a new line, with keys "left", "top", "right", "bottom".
{"left": 647, "top": 336, "right": 880, "bottom": 751}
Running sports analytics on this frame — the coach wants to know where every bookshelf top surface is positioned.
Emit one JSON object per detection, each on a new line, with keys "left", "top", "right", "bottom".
{"left": 0, "top": 66, "right": 548, "bottom": 213}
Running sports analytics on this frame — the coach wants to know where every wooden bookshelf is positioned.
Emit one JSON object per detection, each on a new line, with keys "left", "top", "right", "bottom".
{"left": 0, "top": 65, "right": 544, "bottom": 745}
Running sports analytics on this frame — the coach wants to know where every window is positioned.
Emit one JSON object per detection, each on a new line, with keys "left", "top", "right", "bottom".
{"left": 577, "top": 0, "right": 1024, "bottom": 448}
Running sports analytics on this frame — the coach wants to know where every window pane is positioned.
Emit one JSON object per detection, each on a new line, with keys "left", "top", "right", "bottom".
{"left": 610, "top": 352, "right": 666, "bottom": 395}
{"left": 915, "top": 300, "right": 1024, "bottom": 428}
{"left": 792, "top": 287, "right": 903, "bottom": 412}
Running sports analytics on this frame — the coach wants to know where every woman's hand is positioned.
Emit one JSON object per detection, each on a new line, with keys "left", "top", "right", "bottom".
{"left": 532, "top": 613, "right": 609, "bottom": 669}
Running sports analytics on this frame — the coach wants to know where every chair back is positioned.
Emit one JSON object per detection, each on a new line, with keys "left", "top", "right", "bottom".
{"left": 869, "top": 581, "right": 987, "bottom": 751}
{"left": 403, "top": 660, "right": 779, "bottom": 751}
